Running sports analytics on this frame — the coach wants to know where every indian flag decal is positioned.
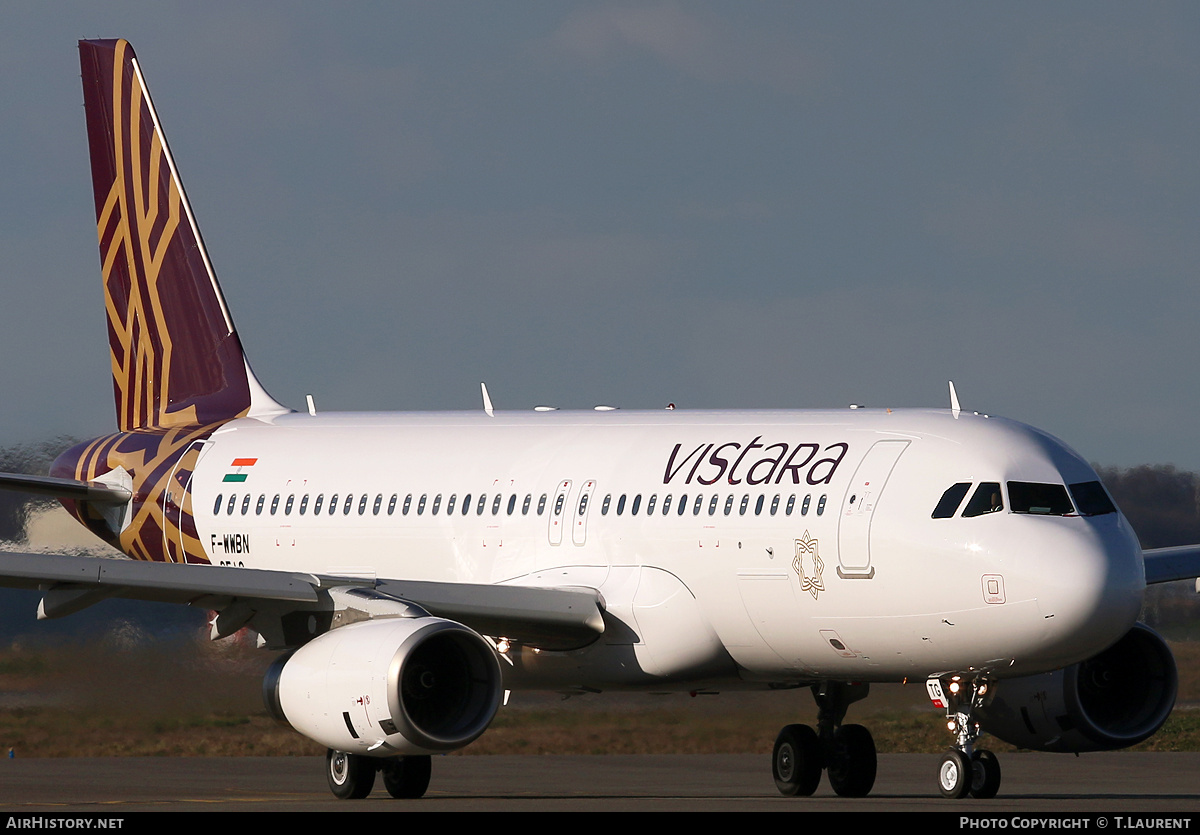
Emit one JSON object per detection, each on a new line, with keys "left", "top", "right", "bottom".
{"left": 223, "top": 458, "right": 258, "bottom": 482}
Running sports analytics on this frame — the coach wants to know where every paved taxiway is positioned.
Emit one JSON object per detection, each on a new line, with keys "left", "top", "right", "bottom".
{"left": 0, "top": 754, "right": 1197, "bottom": 812}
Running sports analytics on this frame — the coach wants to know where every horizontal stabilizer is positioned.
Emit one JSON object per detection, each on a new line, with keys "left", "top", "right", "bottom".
{"left": 1143, "top": 545, "right": 1200, "bottom": 585}
{"left": 0, "top": 472, "right": 131, "bottom": 504}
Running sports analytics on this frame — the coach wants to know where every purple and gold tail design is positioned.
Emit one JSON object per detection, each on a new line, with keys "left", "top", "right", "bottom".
{"left": 79, "top": 39, "right": 285, "bottom": 431}
{"left": 47, "top": 41, "right": 291, "bottom": 563}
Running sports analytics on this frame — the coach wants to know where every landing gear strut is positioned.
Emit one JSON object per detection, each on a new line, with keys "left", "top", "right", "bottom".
{"left": 771, "top": 682, "right": 877, "bottom": 797}
{"left": 927, "top": 676, "right": 1001, "bottom": 799}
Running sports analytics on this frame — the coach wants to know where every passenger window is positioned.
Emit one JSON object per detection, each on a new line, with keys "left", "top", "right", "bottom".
{"left": 755, "top": 495, "right": 765, "bottom": 515}
{"left": 647, "top": 494, "right": 657, "bottom": 515}
{"left": 314, "top": 494, "right": 323, "bottom": 515}
{"left": 299, "top": 494, "right": 309, "bottom": 515}
{"left": 801, "top": 495, "right": 811, "bottom": 515}
{"left": 402, "top": 494, "right": 411, "bottom": 515}
{"left": 786, "top": 494, "right": 796, "bottom": 515}
{"left": 1069, "top": 481, "right": 1116, "bottom": 517}
{"left": 578, "top": 494, "right": 589, "bottom": 515}
{"left": 617, "top": 494, "right": 626, "bottom": 515}
{"left": 1008, "top": 482, "right": 1073, "bottom": 516}
{"left": 662, "top": 494, "right": 672, "bottom": 515}
{"left": 461, "top": 493, "right": 471, "bottom": 515}
{"left": 693, "top": 494, "right": 703, "bottom": 515}
{"left": 388, "top": 494, "right": 397, "bottom": 515}
{"left": 932, "top": 483, "right": 972, "bottom": 519}
{"left": 601, "top": 494, "right": 611, "bottom": 515}
{"left": 242, "top": 495, "right": 251, "bottom": 515}
{"left": 431, "top": 494, "right": 441, "bottom": 515}
{"left": 632, "top": 495, "right": 642, "bottom": 515}
{"left": 962, "top": 483, "right": 1003, "bottom": 517}
{"left": 417, "top": 494, "right": 427, "bottom": 515}
{"left": 709, "top": 495, "right": 718, "bottom": 515}
{"left": 358, "top": 495, "right": 368, "bottom": 515}
{"left": 770, "top": 495, "right": 780, "bottom": 516}
{"left": 226, "top": 495, "right": 236, "bottom": 515}
{"left": 492, "top": 495, "right": 502, "bottom": 515}
{"left": 537, "top": 494, "right": 547, "bottom": 515}
{"left": 523, "top": 494, "right": 532, "bottom": 515}
{"left": 477, "top": 494, "right": 487, "bottom": 515}
{"left": 739, "top": 495, "right": 749, "bottom": 515}
{"left": 724, "top": 495, "right": 733, "bottom": 515}
{"left": 446, "top": 494, "right": 456, "bottom": 515}
{"left": 374, "top": 494, "right": 383, "bottom": 515}
{"left": 678, "top": 493, "right": 688, "bottom": 516}
{"left": 343, "top": 494, "right": 353, "bottom": 515}
{"left": 817, "top": 495, "right": 826, "bottom": 515}
{"left": 213, "top": 495, "right": 223, "bottom": 515}
{"left": 271, "top": 494, "right": 280, "bottom": 515}
{"left": 284, "top": 494, "right": 294, "bottom": 515}
{"left": 554, "top": 493, "right": 566, "bottom": 516}
{"left": 508, "top": 494, "right": 517, "bottom": 515}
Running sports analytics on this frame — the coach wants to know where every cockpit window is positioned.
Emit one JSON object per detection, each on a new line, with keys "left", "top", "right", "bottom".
{"left": 1068, "top": 481, "right": 1117, "bottom": 516}
{"left": 962, "top": 482, "right": 1004, "bottom": 517}
{"left": 1008, "top": 482, "right": 1074, "bottom": 515}
{"left": 932, "top": 483, "right": 972, "bottom": 519}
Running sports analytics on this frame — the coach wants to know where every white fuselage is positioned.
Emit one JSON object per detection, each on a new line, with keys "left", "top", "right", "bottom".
{"left": 189, "top": 407, "right": 1145, "bottom": 690}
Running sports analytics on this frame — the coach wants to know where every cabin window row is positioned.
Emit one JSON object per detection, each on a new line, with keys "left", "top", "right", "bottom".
{"left": 212, "top": 492, "right": 552, "bottom": 518}
{"left": 595, "top": 492, "right": 827, "bottom": 517}
{"left": 212, "top": 490, "right": 830, "bottom": 520}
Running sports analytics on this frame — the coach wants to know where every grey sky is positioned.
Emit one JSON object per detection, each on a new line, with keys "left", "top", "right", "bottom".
{"left": 2, "top": 3, "right": 1198, "bottom": 470}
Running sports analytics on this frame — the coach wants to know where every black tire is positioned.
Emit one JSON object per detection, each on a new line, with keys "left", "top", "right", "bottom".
{"left": 826, "top": 724, "right": 877, "bottom": 797}
{"left": 937, "top": 749, "right": 971, "bottom": 799}
{"left": 326, "top": 749, "right": 376, "bottom": 799}
{"left": 772, "top": 724, "right": 822, "bottom": 796}
{"left": 381, "top": 755, "right": 432, "bottom": 799}
{"left": 969, "top": 749, "right": 1001, "bottom": 799}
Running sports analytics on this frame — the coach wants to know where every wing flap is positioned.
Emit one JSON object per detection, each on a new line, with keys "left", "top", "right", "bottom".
{"left": 376, "top": 578, "right": 605, "bottom": 651}
{"left": 0, "top": 552, "right": 604, "bottom": 650}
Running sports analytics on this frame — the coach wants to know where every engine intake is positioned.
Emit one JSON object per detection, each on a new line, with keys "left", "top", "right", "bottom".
{"left": 977, "top": 623, "right": 1177, "bottom": 753}
{"left": 264, "top": 617, "right": 502, "bottom": 755}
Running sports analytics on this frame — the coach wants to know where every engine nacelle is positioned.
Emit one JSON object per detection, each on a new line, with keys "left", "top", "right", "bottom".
{"left": 977, "top": 623, "right": 1177, "bottom": 753}
{"left": 264, "top": 617, "right": 502, "bottom": 756}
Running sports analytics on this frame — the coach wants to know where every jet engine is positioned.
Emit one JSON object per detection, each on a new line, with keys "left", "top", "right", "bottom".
{"left": 264, "top": 616, "right": 502, "bottom": 755}
{"left": 977, "top": 623, "right": 1177, "bottom": 753}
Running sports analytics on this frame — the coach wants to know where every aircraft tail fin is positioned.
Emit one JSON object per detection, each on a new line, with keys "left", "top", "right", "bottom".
{"left": 78, "top": 39, "right": 288, "bottom": 432}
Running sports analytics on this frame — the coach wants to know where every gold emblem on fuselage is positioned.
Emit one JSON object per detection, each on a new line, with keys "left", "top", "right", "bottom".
{"left": 793, "top": 531, "right": 824, "bottom": 600}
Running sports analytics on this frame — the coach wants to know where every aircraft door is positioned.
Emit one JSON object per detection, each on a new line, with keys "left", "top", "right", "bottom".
{"left": 548, "top": 479, "right": 572, "bottom": 546}
{"left": 572, "top": 480, "right": 596, "bottom": 546}
{"left": 836, "top": 440, "right": 909, "bottom": 579}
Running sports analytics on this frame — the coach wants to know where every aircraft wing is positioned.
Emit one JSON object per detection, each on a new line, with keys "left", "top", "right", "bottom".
{"left": 0, "top": 551, "right": 605, "bottom": 650}
{"left": 1142, "top": 545, "right": 1200, "bottom": 586}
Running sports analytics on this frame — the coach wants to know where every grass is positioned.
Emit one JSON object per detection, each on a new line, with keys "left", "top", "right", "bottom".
{"left": 0, "top": 637, "right": 1196, "bottom": 758}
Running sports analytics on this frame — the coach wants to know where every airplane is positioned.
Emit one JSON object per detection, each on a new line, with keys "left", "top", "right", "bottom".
{"left": 0, "top": 37, "right": 1197, "bottom": 801}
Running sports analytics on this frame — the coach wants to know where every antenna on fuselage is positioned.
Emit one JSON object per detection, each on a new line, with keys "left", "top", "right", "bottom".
{"left": 948, "top": 380, "right": 961, "bottom": 419}
{"left": 481, "top": 382, "right": 494, "bottom": 418}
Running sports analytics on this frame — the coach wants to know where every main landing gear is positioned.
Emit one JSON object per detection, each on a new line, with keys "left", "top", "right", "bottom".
{"left": 772, "top": 682, "right": 877, "bottom": 797}
{"left": 927, "top": 675, "right": 1001, "bottom": 799}
{"left": 326, "top": 749, "right": 432, "bottom": 799}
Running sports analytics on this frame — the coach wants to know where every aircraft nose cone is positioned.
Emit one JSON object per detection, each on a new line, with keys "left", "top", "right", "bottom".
{"left": 1032, "top": 514, "right": 1144, "bottom": 667}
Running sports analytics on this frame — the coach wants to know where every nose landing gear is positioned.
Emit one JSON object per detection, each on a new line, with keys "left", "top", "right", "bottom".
{"left": 928, "top": 675, "right": 1001, "bottom": 799}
